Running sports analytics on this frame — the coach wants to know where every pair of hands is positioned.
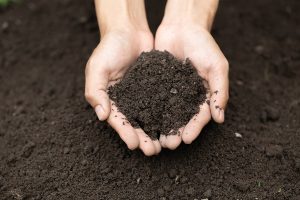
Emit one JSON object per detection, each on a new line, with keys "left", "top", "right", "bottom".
{"left": 85, "top": 22, "right": 229, "bottom": 156}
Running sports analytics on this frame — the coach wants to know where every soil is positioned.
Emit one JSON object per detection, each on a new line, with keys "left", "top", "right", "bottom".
{"left": 0, "top": 0, "right": 300, "bottom": 199}
{"left": 108, "top": 50, "right": 207, "bottom": 139}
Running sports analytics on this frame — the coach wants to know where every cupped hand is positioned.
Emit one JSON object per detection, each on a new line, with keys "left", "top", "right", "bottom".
{"left": 155, "top": 24, "right": 229, "bottom": 149}
{"left": 85, "top": 28, "right": 161, "bottom": 156}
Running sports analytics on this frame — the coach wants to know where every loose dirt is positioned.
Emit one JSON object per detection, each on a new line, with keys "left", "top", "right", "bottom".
{"left": 109, "top": 50, "right": 207, "bottom": 139}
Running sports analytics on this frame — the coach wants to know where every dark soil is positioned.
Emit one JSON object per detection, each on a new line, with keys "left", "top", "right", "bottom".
{"left": 0, "top": 0, "right": 300, "bottom": 199}
{"left": 108, "top": 50, "right": 207, "bottom": 139}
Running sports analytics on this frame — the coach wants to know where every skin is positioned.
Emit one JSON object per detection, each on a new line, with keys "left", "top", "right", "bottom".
{"left": 85, "top": 0, "right": 229, "bottom": 156}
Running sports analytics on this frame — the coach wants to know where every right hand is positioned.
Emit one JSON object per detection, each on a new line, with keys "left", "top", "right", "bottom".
{"left": 85, "top": 28, "right": 161, "bottom": 156}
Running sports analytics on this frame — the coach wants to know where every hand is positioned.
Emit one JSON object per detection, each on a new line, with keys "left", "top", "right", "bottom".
{"left": 155, "top": 23, "right": 229, "bottom": 149}
{"left": 85, "top": 27, "right": 161, "bottom": 156}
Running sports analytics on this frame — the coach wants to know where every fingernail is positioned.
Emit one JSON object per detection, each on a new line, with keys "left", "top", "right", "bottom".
{"left": 95, "top": 105, "right": 104, "bottom": 121}
{"left": 219, "top": 109, "right": 225, "bottom": 122}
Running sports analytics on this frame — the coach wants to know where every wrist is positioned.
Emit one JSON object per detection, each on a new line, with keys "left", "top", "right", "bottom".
{"left": 95, "top": 0, "right": 151, "bottom": 36}
{"left": 161, "top": 0, "right": 219, "bottom": 31}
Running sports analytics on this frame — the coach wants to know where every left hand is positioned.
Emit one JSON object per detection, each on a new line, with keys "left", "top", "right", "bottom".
{"left": 155, "top": 23, "right": 229, "bottom": 149}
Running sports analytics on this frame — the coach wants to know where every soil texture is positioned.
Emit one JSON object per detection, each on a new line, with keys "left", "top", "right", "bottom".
{"left": 109, "top": 50, "right": 207, "bottom": 139}
{"left": 0, "top": 0, "right": 300, "bottom": 199}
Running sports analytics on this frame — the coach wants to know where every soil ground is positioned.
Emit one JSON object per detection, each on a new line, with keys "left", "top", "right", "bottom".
{"left": 0, "top": 0, "right": 300, "bottom": 199}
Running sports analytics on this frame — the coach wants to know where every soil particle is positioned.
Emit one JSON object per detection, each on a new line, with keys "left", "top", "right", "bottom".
{"left": 63, "top": 147, "right": 70, "bottom": 154}
{"left": 180, "top": 176, "right": 189, "bottom": 184}
{"left": 203, "top": 189, "right": 212, "bottom": 198}
{"left": 294, "top": 158, "right": 300, "bottom": 171}
{"left": 108, "top": 50, "right": 207, "bottom": 139}
{"left": 0, "top": 176, "right": 4, "bottom": 188}
{"left": 81, "top": 159, "right": 88, "bottom": 166}
{"left": 234, "top": 181, "right": 250, "bottom": 192}
{"left": 163, "top": 184, "right": 171, "bottom": 192}
{"left": 291, "top": 195, "right": 300, "bottom": 200}
{"left": 168, "top": 169, "right": 178, "bottom": 179}
{"left": 186, "top": 186, "right": 195, "bottom": 196}
{"left": 265, "top": 144, "right": 283, "bottom": 157}
{"left": 84, "top": 143, "right": 94, "bottom": 155}
{"left": 21, "top": 141, "right": 35, "bottom": 158}
{"left": 157, "top": 188, "right": 165, "bottom": 197}
{"left": 175, "top": 175, "right": 180, "bottom": 184}
{"left": 260, "top": 106, "right": 280, "bottom": 122}
{"left": 265, "top": 106, "right": 280, "bottom": 121}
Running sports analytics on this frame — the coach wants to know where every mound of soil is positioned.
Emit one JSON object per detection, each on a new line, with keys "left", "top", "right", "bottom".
{"left": 108, "top": 50, "right": 207, "bottom": 139}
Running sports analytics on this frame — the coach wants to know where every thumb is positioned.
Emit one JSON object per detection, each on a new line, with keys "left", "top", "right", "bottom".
{"left": 208, "top": 59, "right": 229, "bottom": 123}
{"left": 85, "top": 59, "right": 111, "bottom": 121}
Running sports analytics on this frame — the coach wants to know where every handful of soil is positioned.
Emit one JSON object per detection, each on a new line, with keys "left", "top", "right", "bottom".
{"left": 108, "top": 50, "right": 207, "bottom": 140}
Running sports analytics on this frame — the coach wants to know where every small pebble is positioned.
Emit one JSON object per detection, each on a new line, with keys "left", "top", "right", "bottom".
{"left": 234, "top": 181, "right": 249, "bottom": 192}
{"left": 175, "top": 175, "right": 180, "bottom": 184}
{"left": 137, "top": 177, "right": 141, "bottom": 184}
{"left": 170, "top": 88, "right": 178, "bottom": 94}
{"left": 234, "top": 132, "right": 243, "bottom": 138}
{"left": 265, "top": 144, "right": 283, "bottom": 157}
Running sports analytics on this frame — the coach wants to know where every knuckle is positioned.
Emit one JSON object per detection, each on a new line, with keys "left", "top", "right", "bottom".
{"left": 85, "top": 58, "right": 95, "bottom": 74}
{"left": 84, "top": 90, "right": 95, "bottom": 103}
{"left": 222, "top": 59, "right": 229, "bottom": 72}
{"left": 216, "top": 58, "right": 229, "bottom": 72}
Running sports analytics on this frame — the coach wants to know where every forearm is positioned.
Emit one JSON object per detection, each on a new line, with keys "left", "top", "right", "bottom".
{"left": 162, "top": 0, "right": 219, "bottom": 31}
{"left": 95, "top": 0, "right": 150, "bottom": 36}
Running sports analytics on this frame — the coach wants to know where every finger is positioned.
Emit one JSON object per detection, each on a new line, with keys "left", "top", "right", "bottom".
{"left": 182, "top": 103, "right": 211, "bottom": 144}
{"left": 159, "top": 135, "right": 167, "bottom": 148}
{"left": 85, "top": 60, "right": 110, "bottom": 121}
{"left": 152, "top": 139, "right": 161, "bottom": 155}
{"left": 107, "top": 102, "right": 139, "bottom": 150}
{"left": 135, "top": 129, "right": 157, "bottom": 156}
{"left": 208, "top": 59, "right": 229, "bottom": 123}
{"left": 161, "top": 127, "right": 184, "bottom": 150}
